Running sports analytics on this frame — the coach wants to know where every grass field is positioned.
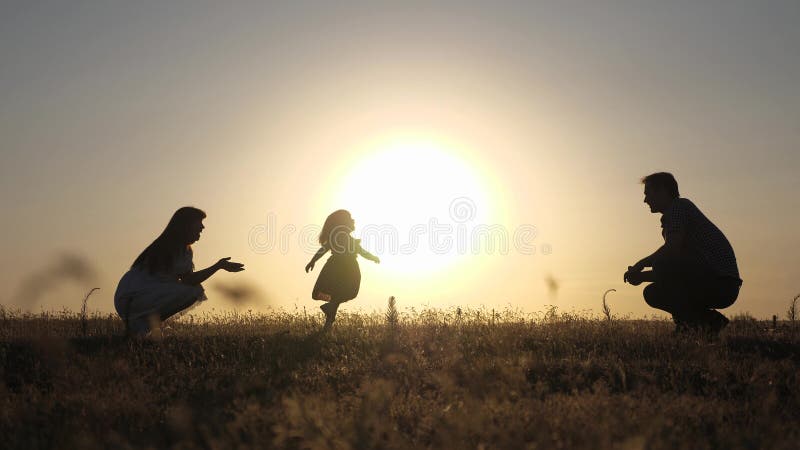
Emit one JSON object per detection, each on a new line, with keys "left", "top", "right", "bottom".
{"left": 1, "top": 304, "right": 799, "bottom": 449}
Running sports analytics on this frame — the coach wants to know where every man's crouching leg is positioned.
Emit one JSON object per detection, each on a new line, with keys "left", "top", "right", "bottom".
{"left": 643, "top": 282, "right": 690, "bottom": 331}
{"left": 694, "top": 278, "right": 741, "bottom": 335}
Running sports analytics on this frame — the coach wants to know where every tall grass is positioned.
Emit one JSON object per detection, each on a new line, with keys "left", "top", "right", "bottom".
{"left": 80, "top": 287, "right": 100, "bottom": 337}
{"left": 788, "top": 293, "right": 799, "bottom": 325}
{"left": 1, "top": 307, "right": 799, "bottom": 449}
{"left": 602, "top": 289, "right": 615, "bottom": 322}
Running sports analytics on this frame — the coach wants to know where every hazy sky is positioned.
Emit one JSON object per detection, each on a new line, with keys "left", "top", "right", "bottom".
{"left": 1, "top": 1, "right": 798, "bottom": 318}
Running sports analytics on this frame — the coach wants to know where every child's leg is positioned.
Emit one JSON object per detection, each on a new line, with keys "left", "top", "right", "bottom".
{"left": 321, "top": 301, "right": 341, "bottom": 330}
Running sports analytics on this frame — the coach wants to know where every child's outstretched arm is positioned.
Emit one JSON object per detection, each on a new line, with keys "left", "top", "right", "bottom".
{"left": 305, "top": 246, "right": 329, "bottom": 272}
{"left": 357, "top": 243, "right": 380, "bottom": 264}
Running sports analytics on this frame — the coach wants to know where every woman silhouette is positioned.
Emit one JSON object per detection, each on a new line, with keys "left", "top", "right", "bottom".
{"left": 305, "top": 210, "right": 379, "bottom": 330}
{"left": 114, "top": 207, "right": 244, "bottom": 334}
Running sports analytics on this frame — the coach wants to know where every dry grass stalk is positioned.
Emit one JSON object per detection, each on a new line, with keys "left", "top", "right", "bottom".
{"left": 80, "top": 287, "right": 100, "bottom": 337}
{"left": 386, "top": 296, "right": 398, "bottom": 331}
{"left": 788, "top": 294, "right": 799, "bottom": 325}
{"left": 602, "top": 289, "right": 615, "bottom": 322}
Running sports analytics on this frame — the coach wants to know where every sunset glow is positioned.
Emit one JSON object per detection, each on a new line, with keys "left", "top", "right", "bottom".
{"left": 1, "top": 2, "right": 797, "bottom": 318}
{"left": 329, "top": 137, "right": 493, "bottom": 275}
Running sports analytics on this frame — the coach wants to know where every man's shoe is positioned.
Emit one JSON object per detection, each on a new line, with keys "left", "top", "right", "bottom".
{"left": 707, "top": 310, "right": 729, "bottom": 335}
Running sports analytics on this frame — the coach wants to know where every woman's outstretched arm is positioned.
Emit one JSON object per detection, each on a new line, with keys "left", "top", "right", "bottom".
{"left": 305, "top": 247, "right": 329, "bottom": 272}
{"left": 181, "top": 257, "right": 244, "bottom": 285}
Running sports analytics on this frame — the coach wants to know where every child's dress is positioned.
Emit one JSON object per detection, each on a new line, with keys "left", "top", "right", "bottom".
{"left": 114, "top": 248, "right": 207, "bottom": 333}
{"left": 312, "top": 236, "right": 366, "bottom": 303}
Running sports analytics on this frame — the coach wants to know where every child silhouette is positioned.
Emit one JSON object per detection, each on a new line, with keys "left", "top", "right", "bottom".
{"left": 305, "top": 209, "right": 379, "bottom": 330}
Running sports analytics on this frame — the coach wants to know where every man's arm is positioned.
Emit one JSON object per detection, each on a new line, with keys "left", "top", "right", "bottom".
{"left": 625, "top": 270, "right": 657, "bottom": 286}
{"left": 633, "top": 245, "right": 664, "bottom": 270}
{"left": 625, "top": 230, "right": 685, "bottom": 284}
{"left": 632, "top": 228, "right": 685, "bottom": 269}
{"left": 640, "top": 198, "right": 688, "bottom": 269}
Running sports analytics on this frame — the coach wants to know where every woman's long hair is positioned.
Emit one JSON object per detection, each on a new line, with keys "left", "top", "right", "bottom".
{"left": 319, "top": 209, "right": 352, "bottom": 251}
{"left": 132, "top": 207, "right": 206, "bottom": 274}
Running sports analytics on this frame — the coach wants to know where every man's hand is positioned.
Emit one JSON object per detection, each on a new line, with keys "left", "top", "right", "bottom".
{"left": 305, "top": 262, "right": 315, "bottom": 273}
{"left": 624, "top": 270, "right": 645, "bottom": 286}
{"left": 629, "top": 261, "right": 645, "bottom": 274}
{"left": 623, "top": 261, "right": 643, "bottom": 281}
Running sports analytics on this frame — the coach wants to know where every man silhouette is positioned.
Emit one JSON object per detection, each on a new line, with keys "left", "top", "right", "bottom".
{"left": 624, "top": 172, "right": 742, "bottom": 334}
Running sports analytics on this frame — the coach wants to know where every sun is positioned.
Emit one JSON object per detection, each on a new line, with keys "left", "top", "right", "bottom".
{"left": 328, "top": 136, "right": 493, "bottom": 276}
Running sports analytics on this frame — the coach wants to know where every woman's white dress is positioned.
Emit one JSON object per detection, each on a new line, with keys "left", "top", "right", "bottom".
{"left": 114, "top": 248, "right": 207, "bottom": 333}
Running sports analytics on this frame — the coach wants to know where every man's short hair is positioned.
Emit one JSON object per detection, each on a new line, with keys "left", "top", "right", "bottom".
{"left": 641, "top": 172, "right": 679, "bottom": 198}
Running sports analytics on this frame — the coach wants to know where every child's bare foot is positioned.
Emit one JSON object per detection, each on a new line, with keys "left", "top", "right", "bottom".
{"left": 320, "top": 302, "right": 338, "bottom": 331}
{"left": 320, "top": 303, "right": 332, "bottom": 329}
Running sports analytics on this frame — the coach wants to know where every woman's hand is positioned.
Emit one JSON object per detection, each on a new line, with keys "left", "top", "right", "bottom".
{"left": 181, "top": 258, "right": 243, "bottom": 285}
{"left": 216, "top": 257, "right": 245, "bottom": 272}
{"left": 305, "top": 262, "right": 315, "bottom": 273}
{"left": 371, "top": 256, "right": 380, "bottom": 264}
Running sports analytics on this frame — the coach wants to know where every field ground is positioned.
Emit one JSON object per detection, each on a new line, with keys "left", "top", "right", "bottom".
{"left": 1, "top": 306, "right": 799, "bottom": 449}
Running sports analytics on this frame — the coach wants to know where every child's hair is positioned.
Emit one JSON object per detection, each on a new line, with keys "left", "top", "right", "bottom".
{"left": 319, "top": 209, "right": 352, "bottom": 247}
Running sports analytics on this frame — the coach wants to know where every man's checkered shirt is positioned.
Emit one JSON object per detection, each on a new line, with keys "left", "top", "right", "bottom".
{"left": 661, "top": 198, "right": 740, "bottom": 280}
